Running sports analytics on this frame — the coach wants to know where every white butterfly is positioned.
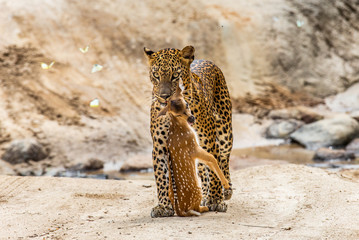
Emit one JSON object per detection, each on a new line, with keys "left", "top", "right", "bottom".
{"left": 91, "top": 64, "right": 103, "bottom": 73}
{"left": 40, "top": 62, "right": 55, "bottom": 69}
{"left": 90, "top": 98, "right": 100, "bottom": 108}
{"left": 79, "top": 46, "right": 89, "bottom": 53}
{"left": 296, "top": 20, "right": 304, "bottom": 28}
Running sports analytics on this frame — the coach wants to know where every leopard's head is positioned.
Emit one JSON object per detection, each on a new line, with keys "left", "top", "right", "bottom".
{"left": 144, "top": 46, "right": 194, "bottom": 105}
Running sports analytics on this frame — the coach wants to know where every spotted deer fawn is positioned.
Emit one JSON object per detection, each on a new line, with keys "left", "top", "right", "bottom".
{"left": 158, "top": 88, "right": 230, "bottom": 217}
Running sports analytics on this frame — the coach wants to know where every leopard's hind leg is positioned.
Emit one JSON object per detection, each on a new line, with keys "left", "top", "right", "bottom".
{"left": 213, "top": 70, "right": 233, "bottom": 200}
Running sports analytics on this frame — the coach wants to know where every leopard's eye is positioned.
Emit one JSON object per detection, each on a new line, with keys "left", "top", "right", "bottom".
{"left": 153, "top": 72, "right": 159, "bottom": 79}
{"left": 172, "top": 72, "right": 179, "bottom": 79}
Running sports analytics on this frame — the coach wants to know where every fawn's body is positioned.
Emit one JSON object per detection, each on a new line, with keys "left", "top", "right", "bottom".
{"left": 159, "top": 89, "right": 230, "bottom": 217}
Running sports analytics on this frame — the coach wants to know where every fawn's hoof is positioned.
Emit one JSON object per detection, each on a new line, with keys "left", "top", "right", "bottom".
{"left": 224, "top": 188, "right": 233, "bottom": 200}
{"left": 150, "top": 205, "right": 174, "bottom": 218}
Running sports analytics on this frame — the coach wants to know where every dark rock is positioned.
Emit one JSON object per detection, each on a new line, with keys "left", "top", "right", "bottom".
{"left": 268, "top": 106, "right": 323, "bottom": 124}
{"left": 290, "top": 115, "right": 359, "bottom": 150}
{"left": 346, "top": 138, "right": 359, "bottom": 157}
{"left": 313, "top": 148, "right": 355, "bottom": 162}
{"left": 67, "top": 158, "right": 104, "bottom": 171}
{"left": 1, "top": 139, "right": 48, "bottom": 164}
{"left": 83, "top": 158, "right": 104, "bottom": 170}
{"left": 265, "top": 120, "right": 304, "bottom": 139}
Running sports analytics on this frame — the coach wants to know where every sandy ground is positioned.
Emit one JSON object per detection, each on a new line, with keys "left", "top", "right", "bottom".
{"left": 1, "top": 164, "right": 359, "bottom": 240}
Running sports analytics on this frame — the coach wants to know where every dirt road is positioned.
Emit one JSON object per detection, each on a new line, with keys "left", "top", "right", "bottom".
{"left": 1, "top": 164, "right": 358, "bottom": 239}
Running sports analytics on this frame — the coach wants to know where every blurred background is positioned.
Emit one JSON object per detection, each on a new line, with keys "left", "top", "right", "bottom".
{"left": 0, "top": 0, "right": 358, "bottom": 179}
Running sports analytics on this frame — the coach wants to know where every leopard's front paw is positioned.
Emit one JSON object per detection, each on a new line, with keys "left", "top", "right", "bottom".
{"left": 150, "top": 205, "right": 174, "bottom": 218}
{"left": 201, "top": 196, "right": 228, "bottom": 212}
{"left": 207, "top": 201, "right": 228, "bottom": 212}
{"left": 224, "top": 187, "right": 233, "bottom": 200}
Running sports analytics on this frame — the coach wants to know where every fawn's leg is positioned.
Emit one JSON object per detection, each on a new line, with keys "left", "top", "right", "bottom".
{"left": 192, "top": 147, "right": 230, "bottom": 189}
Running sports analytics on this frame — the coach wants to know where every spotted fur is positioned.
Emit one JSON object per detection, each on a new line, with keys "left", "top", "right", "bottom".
{"left": 158, "top": 88, "right": 230, "bottom": 217}
{"left": 144, "top": 46, "right": 233, "bottom": 218}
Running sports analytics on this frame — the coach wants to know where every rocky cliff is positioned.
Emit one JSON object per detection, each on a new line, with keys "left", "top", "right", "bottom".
{"left": 0, "top": 0, "right": 358, "bottom": 170}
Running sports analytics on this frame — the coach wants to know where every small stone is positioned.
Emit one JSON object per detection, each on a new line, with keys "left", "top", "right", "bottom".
{"left": 290, "top": 115, "right": 359, "bottom": 150}
{"left": 265, "top": 120, "right": 303, "bottom": 139}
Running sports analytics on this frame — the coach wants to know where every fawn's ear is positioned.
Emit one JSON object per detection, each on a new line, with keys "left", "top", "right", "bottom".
{"left": 179, "top": 46, "right": 195, "bottom": 65}
{"left": 173, "top": 86, "right": 182, "bottom": 98}
{"left": 144, "top": 47, "right": 156, "bottom": 65}
{"left": 157, "top": 105, "right": 169, "bottom": 118}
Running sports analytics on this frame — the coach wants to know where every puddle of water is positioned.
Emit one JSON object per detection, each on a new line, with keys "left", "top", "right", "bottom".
{"left": 232, "top": 144, "right": 359, "bottom": 170}
{"left": 232, "top": 144, "right": 315, "bottom": 164}
{"left": 57, "top": 168, "right": 155, "bottom": 181}
{"left": 307, "top": 163, "right": 359, "bottom": 169}
{"left": 103, "top": 169, "right": 155, "bottom": 180}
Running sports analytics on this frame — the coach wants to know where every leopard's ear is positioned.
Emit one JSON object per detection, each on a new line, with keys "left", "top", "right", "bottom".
{"left": 144, "top": 47, "right": 155, "bottom": 65}
{"left": 180, "top": 46, "right": 195, "bottom": 65}
{"left": 157, "top": 105, "right": 169, "bottom": 118}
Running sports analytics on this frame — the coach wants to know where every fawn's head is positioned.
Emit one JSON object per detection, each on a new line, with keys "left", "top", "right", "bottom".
{"left": 157, "top": 87, "right": 195, "bottom": 125}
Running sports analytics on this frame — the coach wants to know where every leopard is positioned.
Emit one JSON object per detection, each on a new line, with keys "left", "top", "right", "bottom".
{"left": 144, "top": 46, "right": 233, "bottom": 218}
